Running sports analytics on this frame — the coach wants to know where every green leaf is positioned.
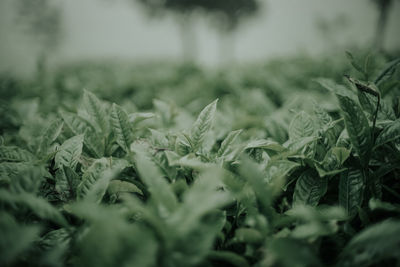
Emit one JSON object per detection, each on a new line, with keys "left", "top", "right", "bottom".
{"left": 315, "top": 78, "right": 355, "bottom": 99}
{"left": 0, "top": 162, "right": 26, "bottom": 182}
{"left": 369, "top": 198, "right": 400, "bottom": 213}
{"left": 7, "top": 164, "right": 48, "bottom": 194}
{"left": 239, "top": 156, "right": 276, "bottom": 217}
{"left": 244, "top": 139, "right": 284, "bottom": 152}
{"left": 217, "top": 129, "right": 242, "bottom": 157}
{"left": 207, "top": 251, "right": 249, "bottom": 267}
{"left": 63, "top": 166, "right": 80, "bottom": 195}
{"left": 83, "top": 89, "right": 109, "bottom": 134}
{"left": 110, "top": 103, "right": 134, "bottom": 152}
{"left": 319, "top": 119, "right": 344, "bottom": 147}
{"left": 67, "top": 202, "right": 157, "bottom": 267}
{"left": 339, "top": 219, "right": 400, "bottom": 266}
{"left": 265, "top": 117, "right": 288, "bottom": 143}
{"left": 315, "top": 166, "right": 347, "bottom": 178}
{"left": 129, "top": 112, "right": 155, "bottom": 126}
{"left": 54, "top": 166, "right": 80, "bottom": 200}
{"left": 266, "top": 237, "right": 321, "bottom": 267}
{"left": 168, "top": 154, "right": 213, "bottom": 170}
{"left": 83, "top": 169, "right": 114, "bottom": 204}
{"left": 149, "top": 128, "right": 169, "bottom": 148}
{"left": 175, "top": 134, "right": 191, "bottom": 156}
{"left": 336, "top": 94, "right": 371, "bottom": 166}
{"left": 345, "top": 51, "right": 366, "bottom": 76}
{"left": 289, "top": 111, "right": 315, "bottom": 140}
{"left": 153, "top": 99, "right": 176, "bottom": 126}
{"left": 375, "top": 119, "right": 400, "bottom": 147}
{"left": 135, "top": 152, "right": 178, "bottom": 215}
{"left": 339, "top": 168, "right": 364, "bottom": 218}
{"left": 0, "top": 190, "right": 67, "bottom": 226}
{"left": 0, "top": 212, "right": 40, "bottom": 266}
{"left": 293, "top": 169, "right": 327, "bottom": 207}
{"left": 167, "top": 169, "right": 232, "bottom": 265}
{"left": 235, "top": 228, "right": 264, "bottom": 244}
{"left": 37, "top": 228, "right": 71, "bottom": 265}
{"left": 169, "top": 168, "right": 231, "bottom": 230}
{"left": 378, "top": 98, "right": 396, "bottom": 120}
{"left": 331, "top": 147, "right": 351, "bottom": 165}
{"left": 336, "top": 129, "right": 351, "bottom": 148}
{"left": 190, "top": 99, "right": 218, "bottom": 150}
{"left": 374, "top": 58, "right": 400, "bottom": 85}
{"left": 286, "top": 205, "right": 346, "bottom": 239}
{"left": 357, "top": 90, "right": 377, "bottom": 116}
{"left": 60, "top": 111, "right": 102, "bottom": 157}
{"left": 169, "top": 210, "right": 227, "bottom": 266}
{"left": 357, "top": 90, "right": 395, "bottom": 121}
{"left": 108, "top": 180, "right": 143, "bottom": 196}
{"left": 313, "top": 102, "right": 332, "bottom": 126}
{"left": 54, "top": 168, "right": 70, "bottom": 200}
{"left": 285, "top": 136, "right": 318, "bottom": 154}
{"left": 317, "top": 147, "right": 350, "bottom": 176}
{"left": 37, "top": 119, "right": 64, "bottom": 156}
{"left": 60, "top": 110, "right": 96, "bottom": 135}
{"left": 0, "top": 146, "right": 34, "bottom": 162}
{"left": 55, "top": 135, "right": 84, "bottom": 170}
{"left": 76, "top": 158, "right": 110, "bottom": 199}
{"left": 265, "top": 160, "right": 300, "bottom": 184}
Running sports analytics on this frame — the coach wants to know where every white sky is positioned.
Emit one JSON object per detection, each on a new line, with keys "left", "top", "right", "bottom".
{"left": 1, "top": 0, "right": 399, "bottom": 74}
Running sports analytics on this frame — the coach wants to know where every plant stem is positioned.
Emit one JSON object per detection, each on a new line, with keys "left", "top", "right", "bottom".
{"left": 372, "top": 93, "right": 380, "bottom": 145}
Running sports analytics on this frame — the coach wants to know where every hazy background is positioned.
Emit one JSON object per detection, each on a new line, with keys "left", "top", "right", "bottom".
{"left": 1, "top": 0, "right": 400, "bottom": 75}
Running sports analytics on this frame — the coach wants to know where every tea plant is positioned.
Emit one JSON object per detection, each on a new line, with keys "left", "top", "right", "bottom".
{"left": 0, "top": 53, "right": 400, "bottom": 266}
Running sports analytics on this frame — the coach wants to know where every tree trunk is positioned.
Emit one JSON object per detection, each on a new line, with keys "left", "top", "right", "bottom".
{"left": 178, "top": 14, "right": 197, "bottom": 63}
{"left": 219, "top": 30, "right": 235, "bottom": 66}
{"left": 374, "top": 0, "right": 392, "bottom": 52}
{"left": 36, "top": 51, "right": 47, "bottom": 85}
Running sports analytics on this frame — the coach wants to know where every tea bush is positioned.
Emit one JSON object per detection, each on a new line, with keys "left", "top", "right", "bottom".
{"left": 0, "top": 52, "right": 400, "bottom": 266}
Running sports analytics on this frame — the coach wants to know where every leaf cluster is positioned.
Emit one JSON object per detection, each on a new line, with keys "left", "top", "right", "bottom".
{"left": 1, "top": 52, "right": 400, "bottom": 266}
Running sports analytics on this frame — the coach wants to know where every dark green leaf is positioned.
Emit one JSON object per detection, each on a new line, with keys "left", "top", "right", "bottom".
{"left": 217, "top": 129, "right": 242, "bottom": 157}
{"left": 374, "top": 58, "right": 400, "bottom": 85}
{"left": 207, "top": 251, "right": 249, "bottom": 267}
{"left": 0, "top": 190, "right": 67, "bottom": 226}
{"left": 289, "top": 111, "right": 315, "bottom": 140}
{"left": 83, "top": 89, "right": 109, "bottom": 134}
{"left": 55, "top": 134, "right": 83, "bottom": 170}
{"left": 135, "top": 152, "right": 178, "bottom": 214}
{"left": 339, "top": 168, "right": 364, "bottom": 218}
{"left": 293, "top": 169, "right": 327, "bottom": 207}
{"left": 76, "top": 158, "right": 110, "bottom": 199}
{"left": 339, "top": 219, "right": 400, "bottom": 266}
{"left": 190, "top": 99, "right": 218, "bottom": 150}
{"left": 336, "top": 94, "right": 371, "bottom": 166}
{"left": 110, "top": 104, "right": 134, "bottom": 152}
{"left": 37, "top": 119, "right": 64, "bottom": 156}
{"left": 375, "top": 119, "right": 400, "bottom": 147}
{"left": 0, "top": 146, "right": 34, "bottom": 162}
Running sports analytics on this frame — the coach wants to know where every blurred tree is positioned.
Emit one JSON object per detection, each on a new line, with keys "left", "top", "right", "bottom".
{"left": 371, "top": 0, "right": 395, "bottom": 51}
{"left": 134, "top": 0, "right": 261, "bottom": 64}
{"left": 14, "top": 0, "right": 63, "bottom": 80}
{"left": 200, "top": 0, "right": 261, "bottom": 64}
{"left": 134, "top": 0, "right": 200, "bottom": 62}
{"left": 315, "top": 14, "right": 350, "bottom": 49}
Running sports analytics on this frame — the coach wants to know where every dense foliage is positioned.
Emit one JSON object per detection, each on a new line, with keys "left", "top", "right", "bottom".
{"left": 1, "top": 52, "right": 400, "bottom": 266}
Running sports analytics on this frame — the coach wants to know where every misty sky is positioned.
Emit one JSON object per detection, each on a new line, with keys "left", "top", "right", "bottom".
{"left": 1, "top": 0, "right": 400, "bottom": 74}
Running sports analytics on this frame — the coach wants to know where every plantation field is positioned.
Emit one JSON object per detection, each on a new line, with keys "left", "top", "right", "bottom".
{"left": 1, "top": 51, "right": 400, "bottom": 267}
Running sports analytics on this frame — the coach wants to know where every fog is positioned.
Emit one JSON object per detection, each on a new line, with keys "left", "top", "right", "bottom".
{"left": 1, "top": 0, "right": 400, "bottom": 75}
